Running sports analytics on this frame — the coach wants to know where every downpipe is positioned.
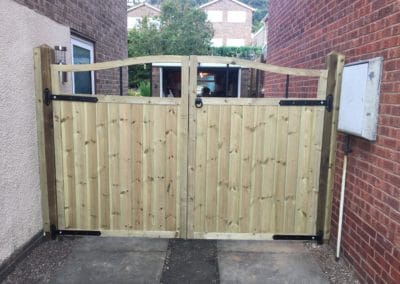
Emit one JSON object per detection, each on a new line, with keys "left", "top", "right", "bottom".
{"left": 336, "top": 135, "right": 352, "bottom": 261}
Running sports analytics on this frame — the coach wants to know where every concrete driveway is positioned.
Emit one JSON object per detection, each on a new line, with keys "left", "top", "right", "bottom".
{"left": 2, "top": 237, "right": 329, "bottom": 284}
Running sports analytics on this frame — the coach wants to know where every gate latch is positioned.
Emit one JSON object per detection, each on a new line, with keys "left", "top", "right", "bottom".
{"left": 195, "top": 96, "right": 203, "bottom": 108}
{"left": 43, "top": 88, "right": 98, "bottom": 105}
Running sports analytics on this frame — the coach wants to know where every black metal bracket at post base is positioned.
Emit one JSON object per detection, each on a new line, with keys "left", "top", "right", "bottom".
{"left": 273, "top": 230, "right": 324, "bottom": 245}
{"left": 50, "top": 224, "right": 101, "bottom": 240}
{"left": 279, "top": 94, "right": 333, "bottom": 112}
{"left": 44, "top": 88, "right": 98, "bottom": 105}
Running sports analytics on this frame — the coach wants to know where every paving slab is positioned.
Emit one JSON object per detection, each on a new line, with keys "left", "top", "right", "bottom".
{"left": 218, "top": 240, "right": 306, "bottom": 253}
{"left": 50, "top": 237, "right": 168, "bottom": 284}
{"left": 160, "top": 239, "right": 219, "bottom": 283}
{"left": 217, "top": 240, "right": 329, "bottom": 284}
{"left": 2, "top": 237, "right": 340, "bottom": 284}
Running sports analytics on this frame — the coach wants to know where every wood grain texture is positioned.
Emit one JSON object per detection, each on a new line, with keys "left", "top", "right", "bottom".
{"left": 55, "top": 102, "right": 181, "bottom": 234}
{"left": 34, "top": 46, "right": 57, "bottom": 232}
{"left": 48, "top": 54, "right": 335, "bottom": 239}
{"left": 192, "top": 104, "right": 325, "bottom": 236}
{"left": 316, "top": 52, "right": 346, "bottom": 240}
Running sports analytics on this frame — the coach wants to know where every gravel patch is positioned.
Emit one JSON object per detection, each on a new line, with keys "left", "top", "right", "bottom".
{"left": 1, "top": 237, "right": 75, "bottom": 284}
{"left": 305, "top": 242, "right": 360, "bottom": 284}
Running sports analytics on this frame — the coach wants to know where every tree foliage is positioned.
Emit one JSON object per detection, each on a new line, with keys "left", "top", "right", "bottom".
{"left": 127, "top": 0, "right": 213, "bottom": 86}
{"left": 210, "top": 46, "right": 262, "bottom": 60}
{"left": 139, "top": 0, "right": 269, "bottom": 32}
{"left": 128, "top": 0, "right": 213, "bottom": 56}
{"left": 159, "top": 0, "right": 214, "bottom": 55}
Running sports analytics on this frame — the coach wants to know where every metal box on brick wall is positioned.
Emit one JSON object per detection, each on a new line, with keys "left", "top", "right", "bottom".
{"left": 338, "top": 57, "right": 383, "bottom": 141}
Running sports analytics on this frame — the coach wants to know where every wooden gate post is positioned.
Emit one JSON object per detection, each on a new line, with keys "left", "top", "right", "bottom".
{"left": 34, "top": 45, "right": 58, "bottom": 234}
{"left": 316, "top": 52, "right": 345, "bottom": 241}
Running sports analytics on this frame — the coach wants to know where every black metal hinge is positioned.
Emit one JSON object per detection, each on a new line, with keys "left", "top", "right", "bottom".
{"left": 279, "top": 95, "right": 333, "bottom": 112}
{"left": 44, "top": 88, "right": 98, "bottom": 105}
{"left": 273, "top": 230, "right": 324, "bottom": 245}
{"left": 50, "top": 225, "right": 101, "bottom": 240}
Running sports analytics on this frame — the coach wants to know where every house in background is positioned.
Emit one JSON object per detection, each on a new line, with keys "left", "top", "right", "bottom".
{"left": 127, "top": 2, "right": 161, "bottom": 29}
{"left": 126, "top": 0, "right": 257, "bottom": 47}
{"left": 200, "top": 0, "right": 255, "bottom": 47}
{"left": 0, "top": 0, "right": 127, "bottom": 274}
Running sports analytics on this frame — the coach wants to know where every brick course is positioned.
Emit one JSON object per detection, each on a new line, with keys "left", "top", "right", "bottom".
{"left": 14, "top": 0, "right": 128, "bottom": 95}
{"left": 265, "top": 0, "right": 400, "bottom": 283}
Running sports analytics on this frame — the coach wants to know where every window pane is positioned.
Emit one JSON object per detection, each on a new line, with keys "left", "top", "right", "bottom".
{"left": 73, "top": 45, "right": 92, "bottom": 94}
{"left": 207, "top": 10, "right": 223, "bottom": 22}
{"left": 227, "top": 11, "right": 246, "bottom": 23}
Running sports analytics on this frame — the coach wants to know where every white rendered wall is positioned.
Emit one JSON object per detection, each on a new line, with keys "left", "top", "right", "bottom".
{"left": 0, "top": 0, "right": 70, "bottom": 265}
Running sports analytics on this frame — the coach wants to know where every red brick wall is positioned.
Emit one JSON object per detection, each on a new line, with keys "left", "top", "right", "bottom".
{"left": 14, "top": 0, "right": 128, "bottom": 95}
{"left": 266, "top": 0, "right": 400, "bottom": 283}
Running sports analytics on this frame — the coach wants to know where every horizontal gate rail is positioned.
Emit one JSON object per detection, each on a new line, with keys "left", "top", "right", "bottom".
{"left": 195, "top": 56, "right": 327, "bottom": 77}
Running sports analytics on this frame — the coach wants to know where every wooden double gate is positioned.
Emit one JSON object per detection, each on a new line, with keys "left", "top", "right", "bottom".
{"left": 35, "top": 46, "right": 344, "bottom": 240}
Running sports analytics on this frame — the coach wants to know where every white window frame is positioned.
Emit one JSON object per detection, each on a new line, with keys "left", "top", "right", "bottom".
{"left": 71, "top": 36, "right": 95, "bottom": 94}
{"left": 207, "top": 10, "right": 223, "bottom": 22}
{"left": 128, "top": 16, "right": 141, "bottom": 29}
{"left": 227, "top": 11, "right": 246, "bottom": 23}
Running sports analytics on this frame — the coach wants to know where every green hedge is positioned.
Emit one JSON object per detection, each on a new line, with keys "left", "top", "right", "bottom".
{"left": 209, "top": 46, "right": 262, "bottom": 60}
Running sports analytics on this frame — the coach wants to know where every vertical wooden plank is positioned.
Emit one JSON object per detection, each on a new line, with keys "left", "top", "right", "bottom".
{"left": 307, "top": 108, "right": 324, "bottom": 233}
{"left": 216, "top": 106, "right": 231, "bottom": 232}
{"left": 295, "top": 107, "right": 313, "bottom": 233}
{"left": 108, "top": 103, "right": 120, "bottom": 229}
{"left": 194, "top": 107, "right": 208, "bottom": 233}
{"left": 143, "top": 105, "right": 154, "bottom": 230}
{"left": 316, "top": 52, "right": 345, "bottom": 240}
{"left": 72, "top": 102, "right": 89, "bottom": 229}
{"left": 205, "top": 105, "right": 220, "bottom": 233}
{"left": 53, "top": 101, "right": 65, "bottom": 229}
{"left": 227, "top": 106, "right": 243, "bottom": 232}
{"left": 34, "top": 46, "right": 57, "bottom": 232}
{"left": 131, "top": 104, "right": 144, "bottom": 230}
{"left": 249, "top": 106, "right": 267, "bottom": 233}
{"left": 178, "top": 57, "right": 190, "bottom": 238}
{"left": 153, "top": 105, "right": 166, "bottom": 230}
{"left": 261, "top": 106, "right": 278, "bottom": 233}
{"left": 84, "top": 103, "right": 99, "bottom": 229}
{"left": 96, "top": 103, "right": 110, "bottom": 229}
{"left": 283, "top": 108, "right": 301, "bottom": 233}
{"left": 165, "top": 105, "right": 178, "bottom": 231}
{"left": 239, "top": 106, "right": 255, "bottom": 233}
{"left": 186, "top": 56, "right": 197, "bottom": 238}
{"left": 60, "top": 102, "right": 75, "bottom": 229}
{"left": 119, "top": 103, "right": 132, "bottom": 230}
{"left": 273, "top": 107, "right": 289, "bottom": 233}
